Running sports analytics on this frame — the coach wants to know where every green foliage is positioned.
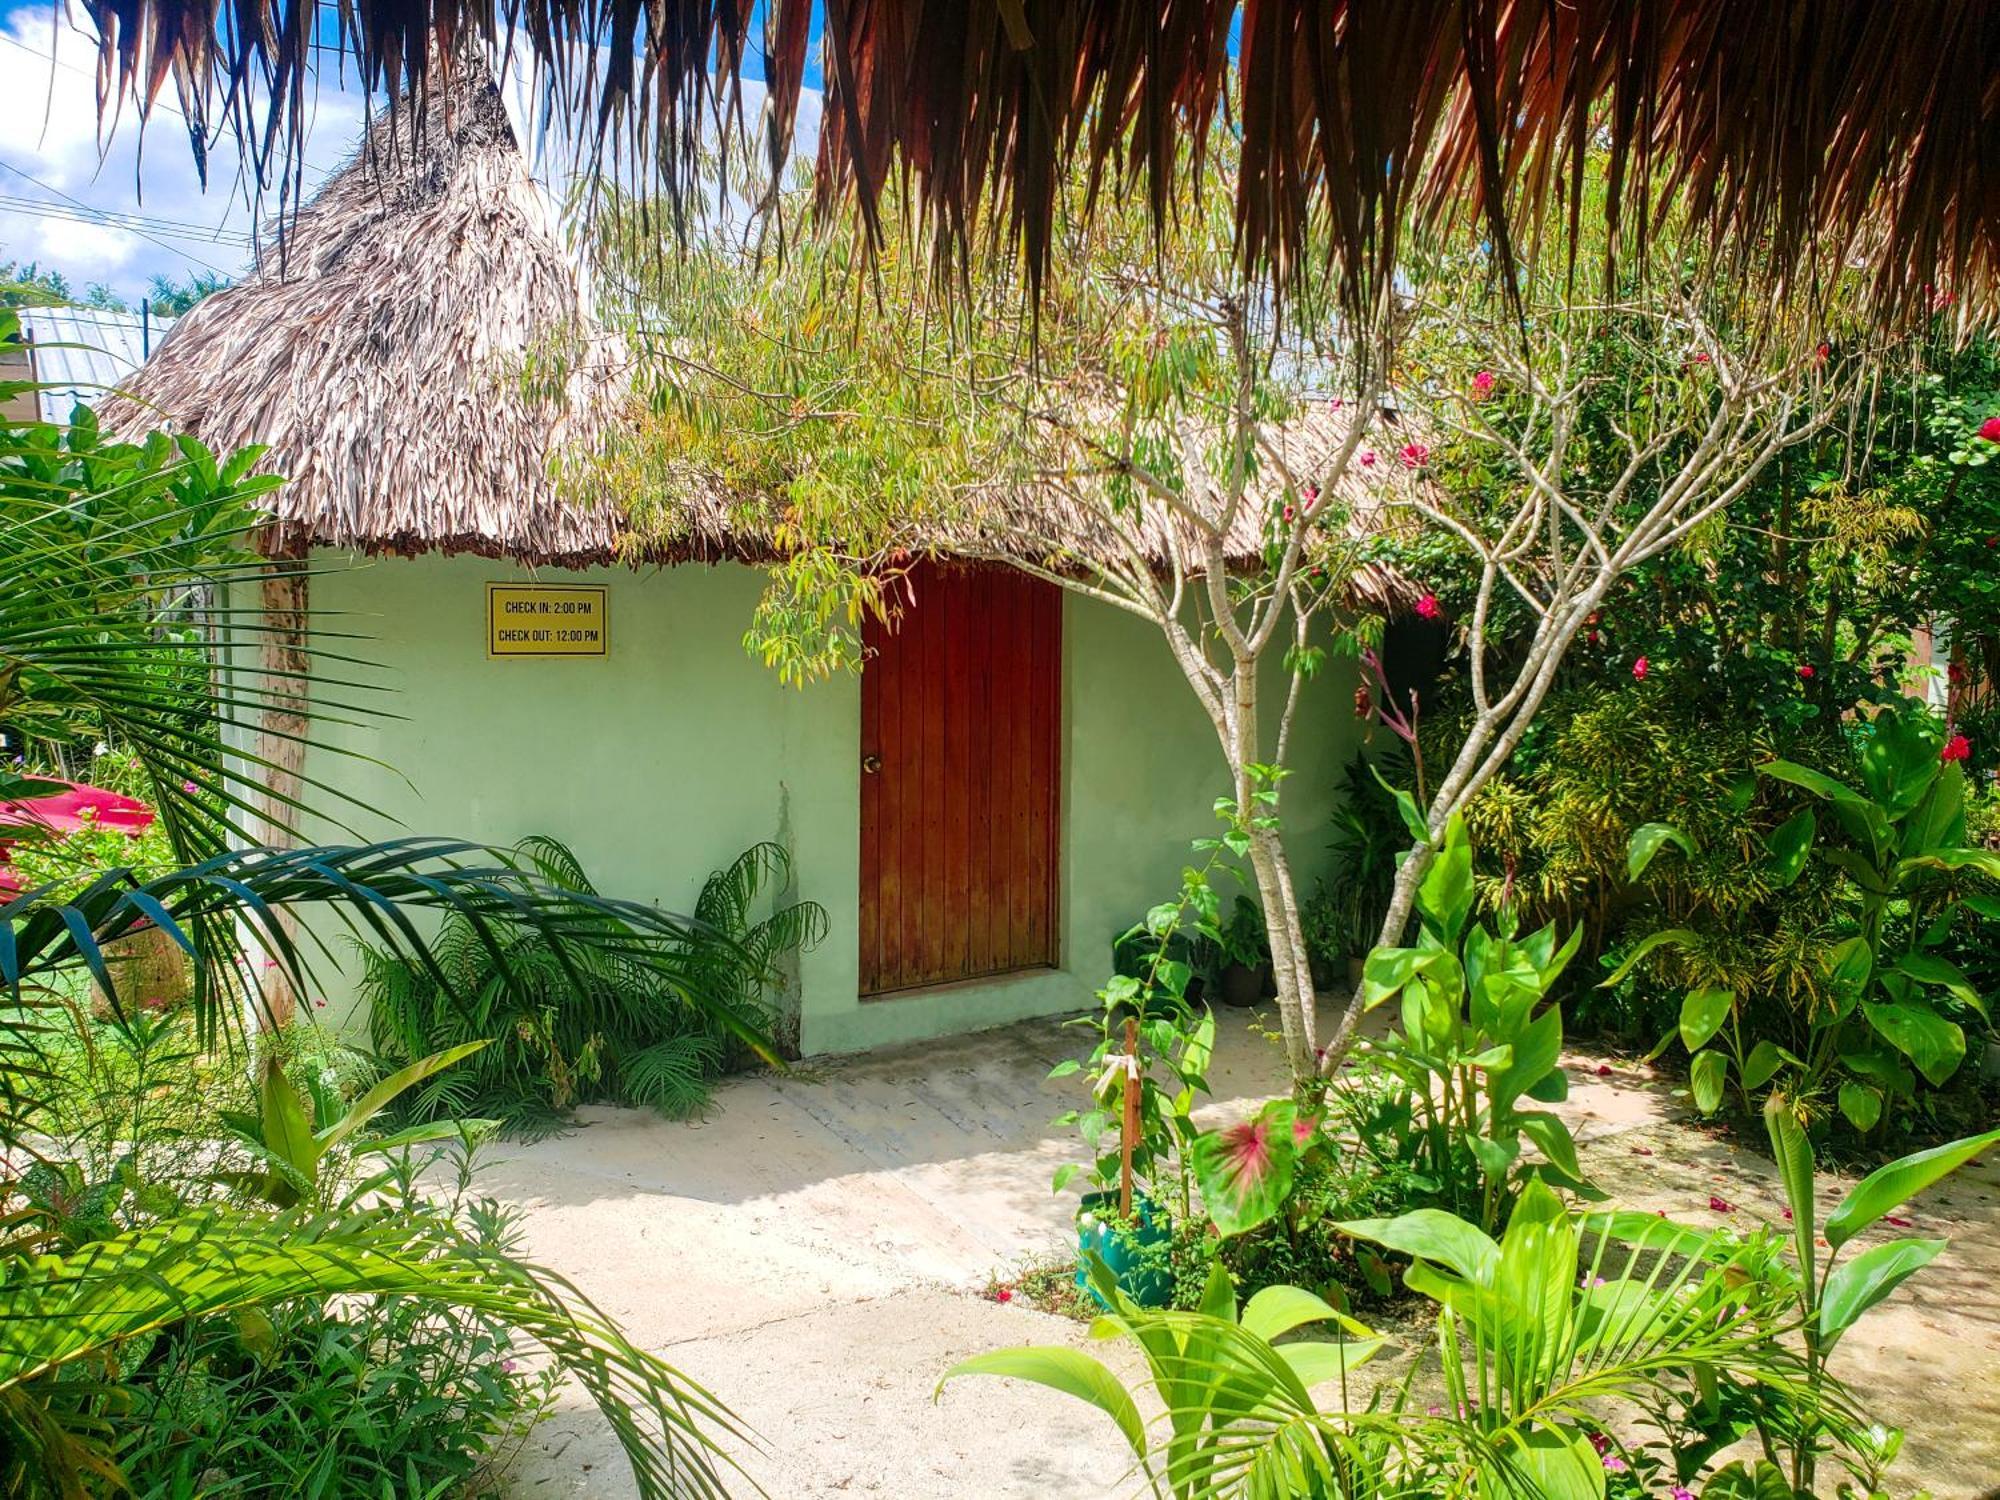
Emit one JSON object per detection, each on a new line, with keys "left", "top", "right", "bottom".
{"left": 365, "top": 837, "right": 823, "bottom": 1136}
{"left": 1618, "top": 701, "right": 1997, "bottom": 1131}
{"left": 0, "top": 322, "right": 750, "bottom": 1494}
{"left": 1307, "top": 751, "right": 1410, "bottom": 967}
{"left": 1349, "top": 816, "right": 1587, "bottom": 1233}
{"left": 943, "top": 1183, "right": 1812, "bottom": 1500}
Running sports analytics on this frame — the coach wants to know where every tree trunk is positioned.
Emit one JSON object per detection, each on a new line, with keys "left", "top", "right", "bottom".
{"left": 251, "top": 527, "right": 310, "bottom": 1030}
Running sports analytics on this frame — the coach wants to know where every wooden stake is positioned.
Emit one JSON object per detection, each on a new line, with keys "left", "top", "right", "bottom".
{"left": 1119, "top": 1015, "right": 1140, "bottom": 1221}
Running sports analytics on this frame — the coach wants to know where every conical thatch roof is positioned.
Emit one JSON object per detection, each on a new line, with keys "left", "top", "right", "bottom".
{"left": 102, "top": 62, "right": 627, "bottom": 563}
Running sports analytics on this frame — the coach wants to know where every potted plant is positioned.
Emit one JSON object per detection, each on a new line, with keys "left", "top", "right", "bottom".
{"left": 1209, "top": 894, "right": 1271, "bottom": 1007}
{"left": 1053, "top": 876, "right": 1218, "bottom": 1308}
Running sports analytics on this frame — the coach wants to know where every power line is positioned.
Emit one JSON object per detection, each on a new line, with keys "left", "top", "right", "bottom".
{"left": 0, "top": 159, "right": 236, "bottom": 275}
{"left": 0, "top": 195, "right": 253, "bottom": 248}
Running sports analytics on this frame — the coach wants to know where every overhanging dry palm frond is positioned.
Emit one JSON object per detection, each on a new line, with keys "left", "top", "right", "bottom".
{"left": 82, "top": 1, "right": 2000, "bottom": 323}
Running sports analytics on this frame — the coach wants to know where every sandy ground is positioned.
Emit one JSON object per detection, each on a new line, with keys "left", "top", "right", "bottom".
{"left": 487, "top": 1009, "right": 2000, "bottom": 1500}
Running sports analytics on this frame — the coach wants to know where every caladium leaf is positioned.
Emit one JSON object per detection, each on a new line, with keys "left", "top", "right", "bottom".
{"left": 1192, "top": 1101, "right": 1298, "bottom": 1237}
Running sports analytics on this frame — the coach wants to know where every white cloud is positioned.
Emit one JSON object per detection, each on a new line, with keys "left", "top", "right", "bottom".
{"left": 0, "top": 6, "right": 363, "bottom": 302}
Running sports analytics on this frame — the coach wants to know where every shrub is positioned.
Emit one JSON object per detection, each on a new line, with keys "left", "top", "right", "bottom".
{"left": 365, "top": 838, "right": 825, "bottom": 1135}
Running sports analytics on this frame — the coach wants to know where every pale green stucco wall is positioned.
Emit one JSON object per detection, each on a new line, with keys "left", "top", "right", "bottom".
{"left": 298, "top": 551, "right": 1362, "bottom": 1056}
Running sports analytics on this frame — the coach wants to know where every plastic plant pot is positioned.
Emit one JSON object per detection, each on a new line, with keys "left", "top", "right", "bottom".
{"left": 1074, "top": 1191, "right": 1172, "bottom": 1308}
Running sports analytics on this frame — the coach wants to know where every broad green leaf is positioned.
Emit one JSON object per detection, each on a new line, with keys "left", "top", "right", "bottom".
{"left": 1819, "top": 1237, "right": 1947, "bottom": 1341}
{"left": 1359, "top": 945, "right": 1427, "bottom": 1010}
{"left": 257, "top": 1054, "right": 319, "bottom": 1183}
{"left": 1859, "top": 707, "right": 1942, "bottom": 814}
{"left": 1337, "top": 1209, "right": 1498, "bottom": 1283}
{"left": 1897, "top": 847, "right": 2000, "bottom": 881}
{"left": 1484, "top": 1424, "right": 1605, "bottom": 1500}
{"left": 1825, "top": 936, "right": 1874, "bottom": 1015}
{"left": 1517, "top": 1111, "right": 1584, "bottom": 1181}
{"left": 1826, "top": 1125, "right": 2000, "bottom": 1249}
{"left": 1861, "top": 1000, "right": 1965, "bottom": 1087}
{"left": 1415, "top": 814, "right": 1475, "bottom": 941}
{"left": 316, "top": 1039, "right": 492, "bottom": 1155}
{"left": 1836, "top": 1081, "right": 1881, "bottom": 1133}
{"left": 1275, "top": 1337, "right": 1386, "bottom": 1386}
{"left": 1701, "top": 1460, "right": 1800, "bottom": 1500}
{"left": 1242, "top": 1285, "right": 1359, "bottom": 1342}
{"left": 1679, "top": 987, "right": 1735, "bottom": 1051}
{"left": 1192, "top": 1101, "right": 1298, "bottom": 1237}
{"left": 1600, "top": 928, "right": 1699, "bottom": 988}
{"left": 938, "top": 1348, "right": 1145, "bottom": 1456}
{"left": 1488, "top": 1009, "right": 1562, "bottom": 1110}
{"left": 1763, "top": 808, "right": 1815, "bottom": 887}
{"left": 1627, "top": 822, "right": 1693, "bottom": 881}
{"left": 1893, "top": 952, "right": 1988, "bottom": 1019}
{"left": 1371, "top": 763, "right": 1433, "bottom": 846}
{"left": 1741, "top": 1039, "right": 1784, "bottom": 1091}
{"left": 1763, "top": 1096, "right": 1815, "bottom": 1288}
{"left": 1690, "top": 1049, "right": 1728, "bottom": 1114}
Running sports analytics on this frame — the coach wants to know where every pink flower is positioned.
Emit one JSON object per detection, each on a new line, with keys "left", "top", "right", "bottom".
{"left": 1632, "top": 656, "right": 1649, "bottom": 681}
{"left": 1674, "top": 1489, "right": 1697, "bottom": 1500}
{"left": 1941, "top": 734, "right": 1971, "bottom": 764}
{"left": 1291, "top": 1114, "right": 1318, "bottom": 1148}
{"left": 1359, "top": 450, "right": 1377, "bottom": 468}
{"left": 1601, "top": 1454, "right": 1627, "bottom": 1473}
{"left": 1414, "top": 592, "right": 1442, "bottom": 621}
{"left": 1471, "top": 370, "right": 1496, "bottom": 400}
{"left": 1709, "top": 1195, "right": 1735, "bottom": 1214}
{"left": 1283, "top": 505, "right": 1296, "bottom": 523}
{"left": 1781, "top": 1207, "right": 1793, "bottom": 1221}
{"left": 1979, "top": 416, "right": 2000, "bottom": 443}
{"left": 1691, "top": 352, "right": 1712, "bottom": 365}
{"left": 1329, "top": 398, "right": 1344, "bottom": 412}
{"left": 994, "top": 1287, "right": 1014, "bottom": 1303}
{"left": 1398, "top": 442, "right": 1429, "bottom": 468}
{"left": 1796, "top": 664, "right": 1814, "bottom": 680}
{"left": 1303, "top": 484, "right": 1320, "bottom": 509}
{"left": 501, "top": 1358, "right": 518, "bottom": 1374}
{"left": 181, "top": 779, "right": 198, "bottom": 794}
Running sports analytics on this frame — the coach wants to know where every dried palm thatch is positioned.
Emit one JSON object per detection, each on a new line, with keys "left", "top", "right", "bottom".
{"left": 84, "top": 1, "right": 2000, "bottom": 326}
{"left": 99, "top": 60, "right": 629, "bottom": 563}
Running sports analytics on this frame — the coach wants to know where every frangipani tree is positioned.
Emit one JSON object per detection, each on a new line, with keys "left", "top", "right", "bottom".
{"left": 593, "top": 154, "right": 1404, "bottom": 1081}
{"left": 1316, "top": 263, "right": 1892, "bottom": 1074}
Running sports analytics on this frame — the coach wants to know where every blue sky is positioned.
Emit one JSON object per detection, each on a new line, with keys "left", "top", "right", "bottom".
{"left": 0, "top": 1, "right": 823, "bottom": 304}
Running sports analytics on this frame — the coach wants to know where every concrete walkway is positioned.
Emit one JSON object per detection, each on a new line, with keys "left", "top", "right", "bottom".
{"left": 489, "top": 1010, "right": 2000, "bottom": 1499}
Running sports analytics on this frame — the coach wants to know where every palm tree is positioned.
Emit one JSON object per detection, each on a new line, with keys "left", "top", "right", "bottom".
{"left": 0, "top": 314, "right": 758, "bottom": 1494}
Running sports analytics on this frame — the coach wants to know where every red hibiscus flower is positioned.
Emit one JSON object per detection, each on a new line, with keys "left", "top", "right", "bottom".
{"left": 1980, "top": 416, "right": 2000, "bottom": 443}
{"left": 1942, "top": 734, "right": 1971, "bottom": 764}
{"left": 1414, "top": 592, "right": 1442, "bottom": 621}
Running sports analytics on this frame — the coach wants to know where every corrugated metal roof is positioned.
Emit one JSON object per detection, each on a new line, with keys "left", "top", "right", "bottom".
{"left": 20, "top": 305, "right": 177, "bottom": 424}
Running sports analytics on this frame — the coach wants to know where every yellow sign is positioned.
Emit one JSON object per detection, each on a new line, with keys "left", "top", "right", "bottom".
{"left": 486, "top": 583, "right": 608, "bottom": 657}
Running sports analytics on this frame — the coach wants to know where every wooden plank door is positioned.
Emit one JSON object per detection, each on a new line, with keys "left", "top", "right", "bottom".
{"left": 859, "top": 561, "right": 1061, "bottom": 996}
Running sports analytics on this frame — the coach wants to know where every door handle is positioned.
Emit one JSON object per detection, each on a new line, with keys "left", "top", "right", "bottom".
{"left": 862, "top": 753, "right": 883, "bottom": 774}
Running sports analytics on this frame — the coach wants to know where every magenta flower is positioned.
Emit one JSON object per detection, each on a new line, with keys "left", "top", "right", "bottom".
{"left": 1303, "top": 484, "right": 1320, "bottom": 508}
{"left": 1632, "top": 656, "right": 1649, "bottom": 681}
{"left": 1471, "top": 369, "right": 1496, "bottom": 400}
{"left": 1359, "top": 449, "right": 1377, "bottom": 468}
{"left": 1979, "top": 415, "right": 2000, "bottom": 443}
{"left": 1414, "top": 592, "right": 1442, "bottom": 621}
{"left": 1941, "top": 734, "right": 1971, "bottom": 764}
{"left": 1398, "top": 442, "right": 1429, "bottom": 468}
{"left": 1709, "top": 1195, "right": 1734, "bottom": 1214}
{"left": 182, "top": 779, "right": 198, "bottom": 794}
{"left": 1673, "top": 1489, "right": 1696, "bottom": 1500}
{"left": 1601, "top": 1454, "right": 1627, "bottom": 1473}
{"left": 994, "top": 1287, "right": 1014, "bottom": 1304}
{"left": 1283, "top": 504, "right": 1296, "bottom": 523}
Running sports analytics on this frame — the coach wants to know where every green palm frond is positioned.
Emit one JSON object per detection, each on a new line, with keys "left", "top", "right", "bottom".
{"left": 0, "top": 1206, "right": 751, "bottom": 1499}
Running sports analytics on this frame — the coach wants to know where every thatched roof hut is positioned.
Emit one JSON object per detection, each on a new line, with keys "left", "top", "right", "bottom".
{"left": 102, "top": 61, "right": 627, "bottom": 564}
{"left": 105, "top": 62, "right": 1411, "bottom": 609}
